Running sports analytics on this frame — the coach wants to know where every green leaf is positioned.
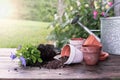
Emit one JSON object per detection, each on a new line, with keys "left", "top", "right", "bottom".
{"left": 31, "top": 49, "right": 34, "bottom": 54}
{"left": 26, "top": 52, "right": 30, "bottom": 57}
{"left": 38, "top": 58, "right": 43, "bottom": 63}
{"left": 31, "top": 55, "right": 36, "bottom": 63}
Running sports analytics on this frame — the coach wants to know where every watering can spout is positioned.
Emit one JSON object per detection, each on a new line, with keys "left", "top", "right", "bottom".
{"left": 77, "top": 21, "right": 100, "bottom": 42}
{"left": 71, "top": 15, "right": 100, "bottom": 42}
{"left": 71, "top": 15, "right": 80, "bottom": 24}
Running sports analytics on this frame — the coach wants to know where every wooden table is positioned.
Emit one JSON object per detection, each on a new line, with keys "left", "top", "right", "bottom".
{"left": 0, "top": 48, "right": 120, "bottom": 80}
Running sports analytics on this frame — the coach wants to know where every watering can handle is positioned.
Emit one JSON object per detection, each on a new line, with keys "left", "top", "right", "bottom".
{"left": 104, "top": 2, "right": 120, "bottom": 17}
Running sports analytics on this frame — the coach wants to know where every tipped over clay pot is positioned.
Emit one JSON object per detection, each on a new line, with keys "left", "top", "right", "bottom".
{"left": 61, "top": 44, "right": 83, "bottom": 64}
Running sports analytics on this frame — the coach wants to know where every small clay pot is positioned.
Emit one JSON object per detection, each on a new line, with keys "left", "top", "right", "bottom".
{"left": 69, "top": 38, "right": 85, "bottom": 49}
{"left": 83, "top": 35, "right": 102, "bottom": 47}
{"left": 81, "top": 45, "right": 101, "bottom": 65}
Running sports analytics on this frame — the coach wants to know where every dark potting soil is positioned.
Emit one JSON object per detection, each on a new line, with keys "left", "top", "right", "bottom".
{"left": 37, "top": 44, "right": 59, "bottom": 61}
{"left": 43, "top": 56, "right": 68, "bottom": 69}
{"left": 25, "top": 56, "right": 68, "bottom": 69}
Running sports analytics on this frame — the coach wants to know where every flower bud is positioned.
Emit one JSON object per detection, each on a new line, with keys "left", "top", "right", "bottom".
{"left": 101, "top": 12, "right": 105, "bottom": 16}
{"left": 93, "top": 10, "right": 98, "bottom": 19}
{"left": 108, "top": 2, "right": 113, "bottom": 7}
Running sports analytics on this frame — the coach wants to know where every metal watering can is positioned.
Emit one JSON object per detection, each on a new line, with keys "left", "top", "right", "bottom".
{"left": 72, "top": 2, "right": 120, "bottom": 55}
{"left": 101, "top": 2, "right": 120, "bottom": 55}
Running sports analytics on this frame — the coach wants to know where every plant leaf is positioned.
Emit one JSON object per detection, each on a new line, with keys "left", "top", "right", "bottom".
{"left": 38, "top": 58, "right": 43, "bottom": 63}
{"left": 31, "top": 55, "right": 36, "bottom": 63}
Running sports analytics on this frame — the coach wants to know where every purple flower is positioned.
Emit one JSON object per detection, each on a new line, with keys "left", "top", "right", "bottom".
{"left": 101, "top": 12, "right": 105, "bottom": 16}
{"left": 10, "top": 52, "right": 17, "bottom": 60}
{"left": 20, "top": 56, "right": 26, "bottom": 67}
{"left": 93, "top": 10, "right": 98, "bottom": 19}
{"left": 108, "top": 2, "right": 113, "bottom": 7}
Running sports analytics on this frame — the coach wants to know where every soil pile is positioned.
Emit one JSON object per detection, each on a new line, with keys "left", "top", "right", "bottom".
{"left": 43, "top": 56, "right": 68, "bottom": 69}
{"left": 37, "top": 44, "right": 68, "bottom": 69}
{"left": 37, "top": 44, "right": 57, "bottom": 61}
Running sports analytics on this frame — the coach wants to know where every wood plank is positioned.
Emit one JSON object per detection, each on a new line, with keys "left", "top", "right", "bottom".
{"left": 0, "top": 48, "right": 120, "bottom": 79}
{"left": 0, "top": 66, "right": 119, "bottom": 79}
{"left": 0, "top": 48, "right": 16, "bottom": 56}
{"left": 0, "top": 67, "right": 110, "bottom": 79}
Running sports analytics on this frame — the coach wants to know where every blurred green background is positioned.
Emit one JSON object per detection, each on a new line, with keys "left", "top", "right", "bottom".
{"left": 0, "top": 0, "right": 57, "bottom": 48}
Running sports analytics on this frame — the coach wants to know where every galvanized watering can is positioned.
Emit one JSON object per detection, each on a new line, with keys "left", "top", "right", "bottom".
{"left": 101, "top": 2, "right": 120, "bottom": 55}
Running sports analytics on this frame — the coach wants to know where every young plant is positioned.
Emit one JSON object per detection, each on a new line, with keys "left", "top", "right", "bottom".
{"left": 10, "top": 44, "right": 43, "bottom": 67}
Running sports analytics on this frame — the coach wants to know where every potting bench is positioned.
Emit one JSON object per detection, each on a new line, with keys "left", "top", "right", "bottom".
{"left": 0, "top": 48, "right": 120, "bottom": 80}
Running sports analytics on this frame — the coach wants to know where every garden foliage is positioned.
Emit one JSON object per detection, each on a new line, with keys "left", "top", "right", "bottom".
{"left": 16, "top": 44, "right": 43, "bottom": 66}
{"left": 48, "top": 0, "right": 114, "bottom": 48}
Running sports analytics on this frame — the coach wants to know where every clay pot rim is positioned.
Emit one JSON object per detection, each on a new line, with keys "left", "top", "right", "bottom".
{"left": 99, "top": 51, "right": 109, "bottom": 61}
{"left": 82, "top": 45, "right": 102, "bottom": 48}
{"left": 81, "top": 45, "right": 102, "bottom": 53}
{"left": 69, "top": 38, "right": 85, "bottom": 45}
{"left": 61, "top": 45, "right": 70, "bottom": 57}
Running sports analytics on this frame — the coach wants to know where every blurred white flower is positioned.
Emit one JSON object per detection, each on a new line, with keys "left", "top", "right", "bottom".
{"left": 94, "top": 1, "right": 100, "bottom": 9}
{"left": 64, "top": 12, "right": 68, "bottom": 20}
{"left": 70, "top": 6, "right": 73, "bottom": 11}
{"left": 101, "top": 6, "right": 105, "bottom": 10}
{"left": 54, "top": 14, "right": 58, "bottom": 20}
{"left": 76, "top": 0, "right": 81, "bottom": 6}
{"left": 85, "top": 4, "right": 89, "bottom": 8}
{"left": 105, "top": 5, "right": 110, "bottom": 9}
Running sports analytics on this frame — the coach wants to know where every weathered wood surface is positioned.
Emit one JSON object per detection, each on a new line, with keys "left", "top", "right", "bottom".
{"left": 0, "top": 48, "right": 120, "bottom": 80}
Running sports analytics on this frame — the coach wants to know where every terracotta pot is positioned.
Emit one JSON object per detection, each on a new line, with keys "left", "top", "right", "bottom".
{"left": 81, "top": 45, "right": 101, "bottom": 65}
{"left": 69, "top": 38, "right": 85, "bottom": 49}
{"left": 61, "top": 44, "right": 83, "bottom": 64}
{"left": 83, "top": 35, "right": 102, "bottom": 47}
{"left": 61, "top": 45, "right": 70, "bottom": 57}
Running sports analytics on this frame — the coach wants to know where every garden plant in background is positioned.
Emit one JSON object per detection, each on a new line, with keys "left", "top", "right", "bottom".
{"left": 48, "top": 0, "right": 114, "bottom": 48}
{"left": 10, "top": 44, "right": 43, "bottom": 67}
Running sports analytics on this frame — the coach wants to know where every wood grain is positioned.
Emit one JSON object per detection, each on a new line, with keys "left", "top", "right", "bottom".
{"left": 0, "top": 48, "right": 120, "bottom": 80}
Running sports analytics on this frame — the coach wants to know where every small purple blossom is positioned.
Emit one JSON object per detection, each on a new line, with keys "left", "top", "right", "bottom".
{"left": 20, "top": 56, "right": 26, "bottom": 67}
{"left": 93, "top": 10, "right": 98, "bottom": 19}
{"left": 108, "top": 2, "right": 113, "bottom": 7}
{"left": 10, "top": 52, "right": 17, "bottom": 60}
{"left": 101, "top": 12, "right": 105, "bottom": 16}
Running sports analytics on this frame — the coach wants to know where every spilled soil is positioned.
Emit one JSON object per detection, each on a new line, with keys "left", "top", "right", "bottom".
{"left": 26, "top": 44, "right": 69, "bottom": 69}
{"left": 43, "top": 56, "right": 68, "bottom": 69}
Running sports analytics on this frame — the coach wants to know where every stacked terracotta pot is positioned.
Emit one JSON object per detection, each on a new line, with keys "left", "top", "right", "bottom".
{"left": 61, "top": 35, "right": 109, "bottom": 65}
